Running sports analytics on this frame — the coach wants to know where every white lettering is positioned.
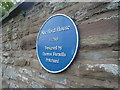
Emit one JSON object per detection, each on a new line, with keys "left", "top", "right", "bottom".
{"left": 42, "top": 52, "right": 52, "bottom": 56}
{"left": 41, "top": 26, "right": 70, "bottom": 35}
{"left": 46, "top": 58, "right": 59, "bottom": 63}
{"left": 53, "top": 52, "right": 66, "bottom": 57}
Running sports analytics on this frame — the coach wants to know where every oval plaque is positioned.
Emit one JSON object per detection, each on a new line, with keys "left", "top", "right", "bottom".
{"left": 36, "top": 14, "right": 79, "bottom": 73}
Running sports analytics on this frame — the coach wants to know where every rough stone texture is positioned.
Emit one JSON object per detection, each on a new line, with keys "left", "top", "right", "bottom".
{"left": 2, "top": 57, "right": 14, "bottom": 65}
{"left": 19, "top": 68, "right": 32, "bottom": 77}
{"left": 30, "top": 81, "right": 46, "bottom": 88}
{"left": 2, "top": 80, "right": 9, "bottom": 88}
{"left": 20, "top": 34, "right": 37, "bottom": 50}
{"left": 30, "top": 59, "right": 42, "bottom": 69}
{"left": 37, "top": 73, "right": 67, "bottom": 85}
{"left": 1, "top": 2, "right": 119, "bottom": 88}
{"left": 78, "top": 18, "right": 118, "bottom": 47}
{"left": 14, "top": 59, "right": 27, "bottom": 67}
{"left": 3, "top": 66, "right": 18, "bottom": 80}
{"left": 3, "top": 42, "right": 11, "bottom": 51}
{"left": 9, "top": 82, "right": 19, "bottom": 88}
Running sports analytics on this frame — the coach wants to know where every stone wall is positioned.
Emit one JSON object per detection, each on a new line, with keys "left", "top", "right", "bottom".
{"left": 1, "top": 2, "right": 119, "bottom": 88}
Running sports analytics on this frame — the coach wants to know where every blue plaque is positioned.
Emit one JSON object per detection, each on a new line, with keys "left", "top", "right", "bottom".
{"left": 36, "top": 14, "right": 79, "bottom": 73}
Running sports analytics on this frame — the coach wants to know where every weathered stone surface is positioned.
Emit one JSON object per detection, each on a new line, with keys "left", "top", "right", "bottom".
{"left": 106, "top": 2, "right": 118, "bottom": 10}
{"left": 14, "top": 59, "right": 27, "bottom": 67}
{"left": 2, "top": 57, "right": 14, "bottom": 65}
{"left": 80, "top": 10, "right": 118, "bottom": 24}
{"left": 30, "top": 59, "right": 42, "bottom": 69}
{"left": 69, "top": 76, "right": 118, "bottom": 88}
{"left": 12, "top": 51, "right": 35, "bottom": 59}
{"left": 78, "top": 18, "right": 118, "bottom": 47}
{"left": 81, "top": 32, "right": 118, "bottom": 47}
{"left": 76, "top": 2, "right": 118, "bottom": 22}
{"left": 78, "top": 17, "right": 118, "bottom": 36}
{"left": 30, "top": 81, "right": 46, "bottom": 88}
{"left": 3, "top": 42, "right": 11, "bottom": 51}
{"left": 2, "top": 35, "right": 8, "bottom": 43}
{"left": 76, "top": 64, "right": 118, "bottom": 81}
{"left": 17, "top": 82, "right": 29, "bottom": 88}
{"left": 85, "top": 64, "right": 118, "bottom": 76}
{"left": 18, "top": 74, "right": 29, "bottom": 84}
{"left": 3, "top": 66, "right": 18, "bottom": 80}
{"left": 7, "top": 31, "right": 13, "bottom": 41}
{"left": 9, "top": 82, "right": 19, "bottom": 88}
{"left": 12, "top": 32, "right": 17, "bottom": 40}
{"left": 2, "top": 80, "right": 9, "bottom": 88}
{"left": 2, "top": 52, "right": 14, "bottom": 65}
{"left": 19, "top": 68, "right": 32, "bottom": 77}
{"left": 54, "top": 84, "right": 68, "bottom": 88}
{"left": 29, "top": 24, "right": 40, "bottom": 34}
{"left": 2, "top": 64, "right": 6, "bottom": 75}
{"left": 37, "top": 73, "right": 67, "bottom": 85}
{"left": 78, "top": 49, "right": 118, "bottom": 61}
{"left": 11, "top": 40, "right": 21, "bottom": 50}
{"left": 2, "top": 52, "right": 10, "bottom": 57}
{"left": 48, "top": 2, "right": 75, "bottom": 14}
{"left": 20, "top": 34, "right": 37, "bottom": 50}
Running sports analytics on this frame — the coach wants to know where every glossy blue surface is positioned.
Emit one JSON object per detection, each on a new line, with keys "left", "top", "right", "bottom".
{"left": 37, "top": 14, "right": 79, "bottom": 73}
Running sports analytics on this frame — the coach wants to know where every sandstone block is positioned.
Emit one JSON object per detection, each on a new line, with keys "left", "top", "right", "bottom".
{"left": 37, "top": 73, "right": 67, "bottom": 85}
{"left": 78, "top": 18, "right": 118, "bottom": 47}
{"left": 30, "top": 59, "right": 42, "bottom": 69}
{"left": 20, "top": 34, "right": 37, "bottom": 50}
{"left": 14, "top": 59, "right": 27, "bottom": 67}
